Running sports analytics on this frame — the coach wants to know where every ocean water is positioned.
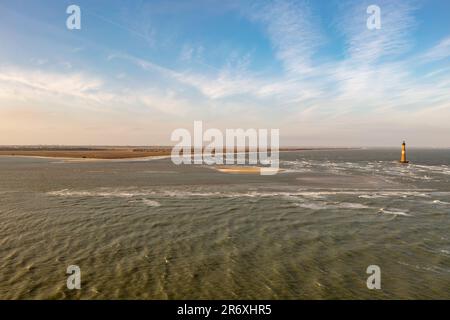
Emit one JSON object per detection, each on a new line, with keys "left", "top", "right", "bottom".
{"left": 0, "top": 149, "right": 449, "bottom": 299}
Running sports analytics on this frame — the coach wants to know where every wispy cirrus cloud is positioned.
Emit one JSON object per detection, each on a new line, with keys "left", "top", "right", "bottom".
{"left": 0, "top": 66, "right": 193, "bottom": 117}
{"left": 421, "top": 36, "right": 450, "bottom": 62}
{"left": 179, "top": 44, "right": 204, "bottom": 62}
{"left": 2, "top": 0, "right": 449, "bottom": 146}
{"left": 0, "top": 67, "right": 106, "bottom": 103}
{"left": 249, "top": 0, "right": 324, "bottom": 76}
{"left": 110, "top": 51, "right": 267, "bottom": 100}
{"left": 106, "top": 0, "right": 450, "bottom": 119}
{"left": 337, "top": 0, "right": 417, "bottom": 63}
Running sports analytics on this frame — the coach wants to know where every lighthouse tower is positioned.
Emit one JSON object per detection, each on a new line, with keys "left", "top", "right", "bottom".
{"left": 400, "top": 141, "right": 409, "bottom": 164}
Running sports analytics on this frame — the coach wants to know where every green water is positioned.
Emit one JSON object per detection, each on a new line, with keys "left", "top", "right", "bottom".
{"left": 0, "top": 149, "right": 449, "bottom": 299}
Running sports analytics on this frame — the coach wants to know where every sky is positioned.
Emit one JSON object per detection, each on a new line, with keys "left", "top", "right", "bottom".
{"left": 0, "top": 0, "right": 449, "bottom": 147}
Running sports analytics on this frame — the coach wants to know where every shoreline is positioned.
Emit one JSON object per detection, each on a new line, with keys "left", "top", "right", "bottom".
{"left": 0, "top": 154, "right": 173, "bottom": 162}
{"left": 0, "top": 147, "right": 360, "bottom": 161}
{"left": 0, "top": 149, "right": 172, "bottom": 160}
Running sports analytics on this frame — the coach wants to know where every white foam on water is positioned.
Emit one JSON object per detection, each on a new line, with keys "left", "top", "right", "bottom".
{"left": 358, "top": 194, "right": 387, "bottom": 199}
{"left": 295, "top": 201, "right": 372, "bottom": 210}
{"left": 128, "top": 199, "right": 162, "bottom": 207}
{"left": 432, "top": 200, "right": 450, "bottom": 205}
{"left": 141, "top": 199, "right": 161, "bottom": 207}
{"left": 281, "top": 159, "right": 450, "bottom": 181}
{"left": 295, "top": 202, "right": 329, "bottom": 210}
{"left": 47, "top": 189, "right": 153, "bottom": 198}
{"left": 47, "top": 188, "right": 441, "bottom": 201}
{"left": 378, "top": 208, "right": 411, "bottom": 217}
{"left": 337, "top": 202, "right": 371, "bottom": 209}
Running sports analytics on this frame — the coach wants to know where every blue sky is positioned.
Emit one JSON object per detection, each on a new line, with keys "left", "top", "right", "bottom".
{"left": 0, "top": 0, "right": 449, "bottom": 146}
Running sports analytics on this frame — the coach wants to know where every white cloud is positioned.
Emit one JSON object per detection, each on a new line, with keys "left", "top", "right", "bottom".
{"left": 0, "top": 66, "right": 194, "bottom": 118}
{"left": 337, "top": 0, "right": 417, "bottom": 63}
{"left": 2, "top": 0, "right": 449, "bottom": 145}
{"left": 422, "top": 37, "right": 450, "bottom": 62}
{"left": 179, "top": 44, "right": 194, "bottom": 61}
{"left": 179, "top": 44, "right": 205, "bottom": 62}
{"left": 250, "top": 0, "right": 324, "bottom": 75}
{"left": 0, "top": 67, "right": 105, "bottom": 103}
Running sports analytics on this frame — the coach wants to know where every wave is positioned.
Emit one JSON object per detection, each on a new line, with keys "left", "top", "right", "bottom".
{"left": 378, "top": 208, "right": 411, "bottom": 217}
{"left": 141, "top": 199, "right": 161, "bottom": 207}
{"left": 45, "top": 188, "right": 447, "bottom": 216}
{"left": 432, "top": 200, "right": 450, "bottom": 205}
{"left": 280, "top": 159, "right": 450, "bottom": 180}
{"left": 47, "top": 188, "right": 442, "bottom": 200}
{"left": 127, "top": 199, "right": 161, "bottom": 207}
{"left": 295, "top": 201, "right": 372, "bottom": 210}
{"left": 47, "top": 189, "right": 151, "bottom": 198}
{"left": 358, "top": 194, "right": 387, "bottom": 199}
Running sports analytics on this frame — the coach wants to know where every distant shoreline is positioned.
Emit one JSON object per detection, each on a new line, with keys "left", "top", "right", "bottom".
{"left": 0, "top": 148, "right": 172, "bottom": 160}
{"left": 0, "top": 147, "right": 359, "bottom": 160}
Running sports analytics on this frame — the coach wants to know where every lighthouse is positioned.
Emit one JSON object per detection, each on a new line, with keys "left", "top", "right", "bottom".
{"left": 400, "top": 141, "right": 409, "bottom": 164}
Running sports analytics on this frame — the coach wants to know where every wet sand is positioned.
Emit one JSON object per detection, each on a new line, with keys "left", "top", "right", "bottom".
{"left": 214, "top": 166, "right": 284, "bottom": 174}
